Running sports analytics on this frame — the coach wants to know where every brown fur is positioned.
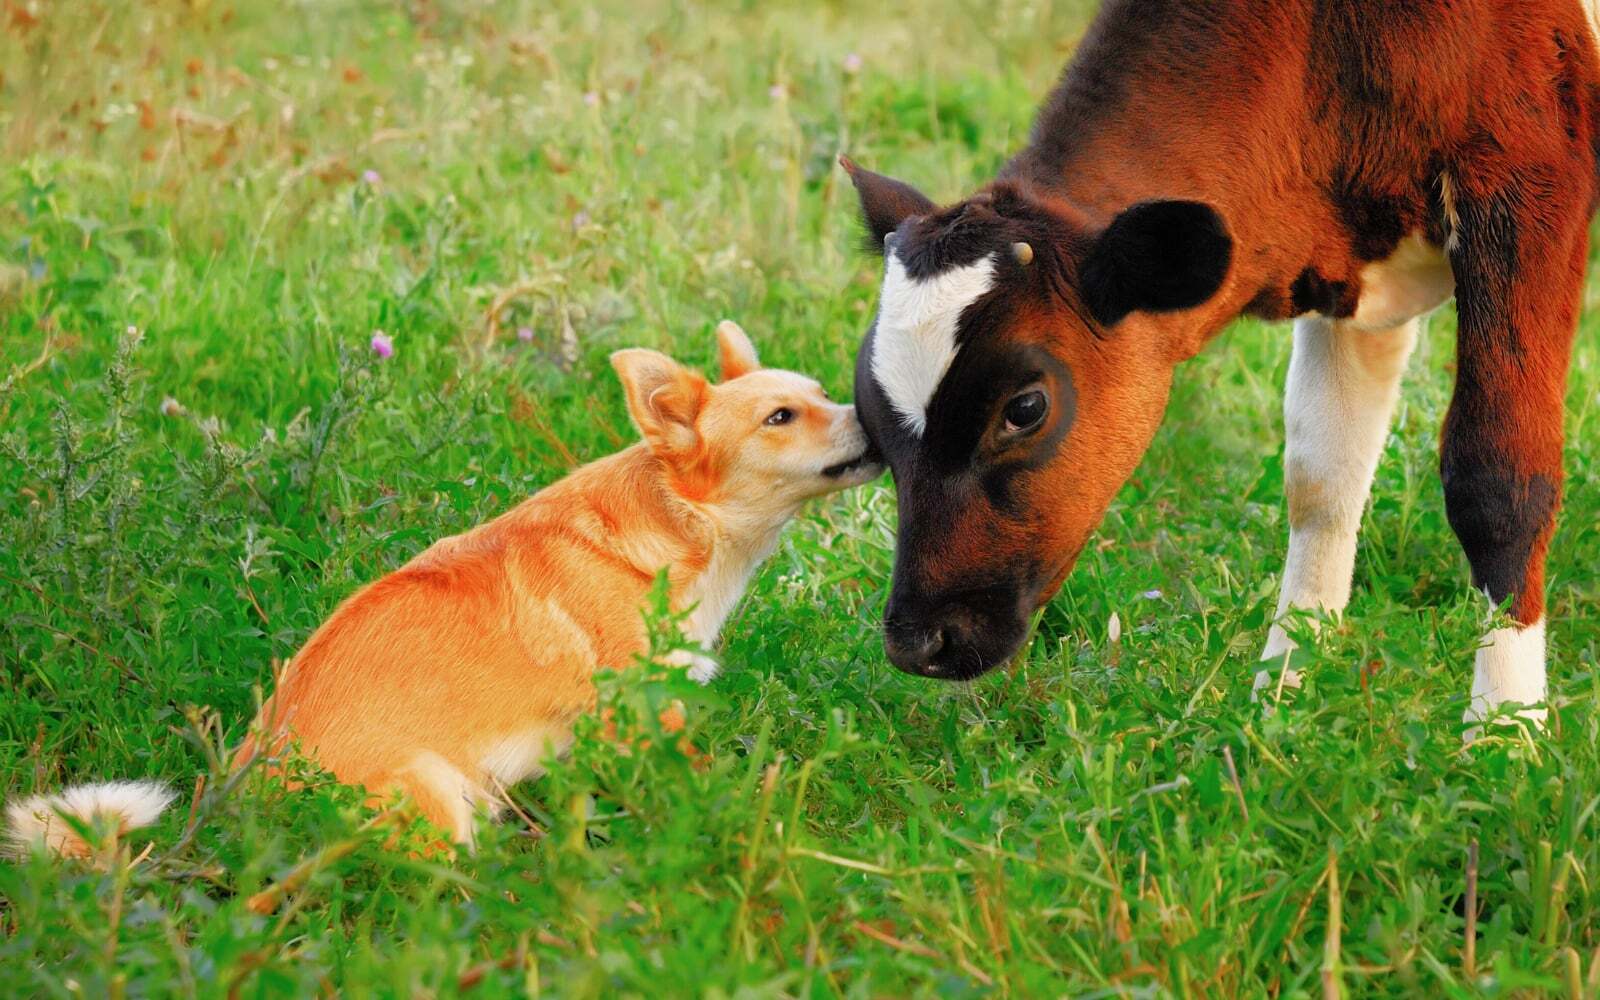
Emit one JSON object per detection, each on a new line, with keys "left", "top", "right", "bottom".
{"left": 1005, "top": 1, "right": 1598, "bottom": 625}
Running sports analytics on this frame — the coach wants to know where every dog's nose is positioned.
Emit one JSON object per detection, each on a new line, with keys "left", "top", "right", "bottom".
{"left": 884, "top": 626, "right": 948, "bottom": 676}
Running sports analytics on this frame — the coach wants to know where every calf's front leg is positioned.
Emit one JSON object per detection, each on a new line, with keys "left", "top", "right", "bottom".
{"left": 1444, "top": 187, "right": 1584, "bottom": 733}
{"left": 1256, "top": 314, "right": 1419, "bottom": 694}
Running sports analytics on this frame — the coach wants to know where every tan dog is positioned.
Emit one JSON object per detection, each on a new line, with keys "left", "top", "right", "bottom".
{"left": 7, "top": 322, "right": 880, "bottom": 852}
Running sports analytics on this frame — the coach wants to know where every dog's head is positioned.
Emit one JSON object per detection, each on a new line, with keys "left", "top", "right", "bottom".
{"left": 610, "top": 322, "right": 882, "bottom": 520}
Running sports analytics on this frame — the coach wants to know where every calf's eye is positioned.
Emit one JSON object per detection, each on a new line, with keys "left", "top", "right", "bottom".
{"left": 1002, "top": 390, "right": 1048, "bottom": 434}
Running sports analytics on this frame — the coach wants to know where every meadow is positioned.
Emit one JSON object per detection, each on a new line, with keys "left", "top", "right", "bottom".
{"left": 2, "top": 1, "right": 1599, "bottom": 995}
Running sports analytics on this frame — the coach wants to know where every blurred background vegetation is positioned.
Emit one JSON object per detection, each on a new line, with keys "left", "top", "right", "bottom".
{"left": 1, "top": 1, "right": 1597, "bottom": 996}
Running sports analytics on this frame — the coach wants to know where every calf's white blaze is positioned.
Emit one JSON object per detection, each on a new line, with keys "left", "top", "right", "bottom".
{"left": 871, "top": 252, "right": 996, "bottom": 436}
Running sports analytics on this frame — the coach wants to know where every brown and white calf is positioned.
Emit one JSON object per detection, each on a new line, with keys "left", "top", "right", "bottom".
{"left": 845, "top": 0, "right": 1599, "bottom": 730}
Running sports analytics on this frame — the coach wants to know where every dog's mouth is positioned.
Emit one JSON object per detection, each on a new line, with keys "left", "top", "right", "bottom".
{"left": 821, "top": 450, "right": 879, "bottom": 479}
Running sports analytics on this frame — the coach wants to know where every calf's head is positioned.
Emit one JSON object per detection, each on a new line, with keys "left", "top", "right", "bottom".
{"left": 844, "top": 159, "right": 1233, "bottom": 679}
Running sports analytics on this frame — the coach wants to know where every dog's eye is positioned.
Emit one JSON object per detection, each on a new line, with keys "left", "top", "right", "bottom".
{"left": 764, "top": 407, "right": 795, "bottom": 426}
{"left": 1002, "top": 390, "right": 1048, "bottom": 434}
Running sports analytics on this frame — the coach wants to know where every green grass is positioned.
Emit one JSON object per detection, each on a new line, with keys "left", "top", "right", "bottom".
{"left": 2, "top": 1, "right": 1598, "bottom": 996}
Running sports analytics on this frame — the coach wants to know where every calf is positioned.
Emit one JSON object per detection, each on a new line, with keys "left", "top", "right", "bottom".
{"left": 845, "top": 0, "right": 1600, "bottom": 730}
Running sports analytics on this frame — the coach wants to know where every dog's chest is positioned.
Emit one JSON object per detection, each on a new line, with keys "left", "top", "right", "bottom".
{"left": 682, "top": 554, "right": 758, "bottom": 646}
{"left": 478, "top": 724, "right": 573, "bottom": 787}
{"left": 680, "top": 531, "right": 783, "bottom": 647}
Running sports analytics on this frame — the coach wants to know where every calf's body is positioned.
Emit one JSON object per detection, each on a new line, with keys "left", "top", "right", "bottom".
{"left": 847, "top": 0, "right": 1599, "bottom": 727}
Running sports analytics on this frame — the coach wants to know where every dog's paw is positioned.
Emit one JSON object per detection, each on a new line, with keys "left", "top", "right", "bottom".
{"left": 1251, "top": 664, "right": 1303, "bottom": 698}
{"left": 664, "top": 648, "right": 721, "bottom": 684}
{"left": 685, "top": 656, "right": 719, "bottom": 684}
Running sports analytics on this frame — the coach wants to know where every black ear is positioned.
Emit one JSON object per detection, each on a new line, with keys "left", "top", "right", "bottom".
{"left": 1079, "top": 200, "right": 1233, "bottom": 329}
{"left": 840, "top": 155, "right": 936, "bottom": 252}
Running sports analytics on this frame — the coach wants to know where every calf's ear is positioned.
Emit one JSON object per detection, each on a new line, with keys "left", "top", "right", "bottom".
{"left": 840, "top": 155, "right": 936, "bottom": 252}
{"left": 1079, "top": 200, "right": 1233, "bottom": 330}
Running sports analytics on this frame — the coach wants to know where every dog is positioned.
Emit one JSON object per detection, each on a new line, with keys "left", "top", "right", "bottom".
{"left": 6, "top": 321, "right": 881, "bottom": 853}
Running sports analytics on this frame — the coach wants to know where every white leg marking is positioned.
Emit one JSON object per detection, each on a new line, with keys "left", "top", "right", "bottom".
{"left": 403, "top": 751, "right": 488, "bottom": 847}
{"left": 871, "top": 252, "right": 996, "bottom": 436}
{"left": 665, "top": 647, "right": 722, "bottom": 684}
{"left": 479, "top": 725, "right": 572, "bottom": 788}
{"left": 1464, "top": 617, "right": 1547, "bottom": 737}
{"left": 1256, "top": 316, "right": 1418, "bottom": 696}
{"left": 1349, "top": 233, "right": 1454, "bottom": 332}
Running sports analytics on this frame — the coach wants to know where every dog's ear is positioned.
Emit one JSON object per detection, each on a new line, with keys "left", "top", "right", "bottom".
{"left": 610, "top": 349, "right": 708, "bottom": 456}
{"left": 715, "top": 320, "right": 761, "bottom": 382}
{"left": 840, "top": 155, "right": 935, "bottom": 252}
{"left": 1078, "top": 200, "right": 1233, "bottom": 330}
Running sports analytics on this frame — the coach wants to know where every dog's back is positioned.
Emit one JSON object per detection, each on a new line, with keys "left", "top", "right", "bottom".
{"left": 242, "top": 446, "right": 688, "bottom": 842}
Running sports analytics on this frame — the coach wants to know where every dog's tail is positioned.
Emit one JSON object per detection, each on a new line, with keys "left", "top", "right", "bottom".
{"left": 5, "top": 781, "right": 176, "bottom": 859}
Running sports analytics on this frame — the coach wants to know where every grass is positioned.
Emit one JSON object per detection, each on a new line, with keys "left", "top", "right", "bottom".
{"left": 2, "top": 1, "right": 1598, "bottom": 996}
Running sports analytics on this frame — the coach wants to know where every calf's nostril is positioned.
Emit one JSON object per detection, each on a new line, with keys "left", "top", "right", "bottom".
{"left": 884, "top": 624, "right": 948, "bottom": 675}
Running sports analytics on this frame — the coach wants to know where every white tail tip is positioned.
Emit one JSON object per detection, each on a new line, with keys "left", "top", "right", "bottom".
{"left": 5, "top": 781, "right": 176, "bottom": 859}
